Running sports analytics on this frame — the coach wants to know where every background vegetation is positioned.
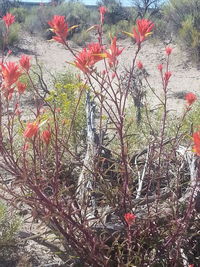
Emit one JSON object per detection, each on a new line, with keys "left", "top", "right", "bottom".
{"left": 1, "top": 0, "right": 200, "bottom": 55}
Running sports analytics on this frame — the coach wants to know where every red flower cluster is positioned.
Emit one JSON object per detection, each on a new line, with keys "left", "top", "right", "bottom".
{"left": 164, "top": 71, "right": 172, "bottom": 85}
{"left": 19, "top": 55, "right": 31, "bottom": 72}
{"left": 124, "top": 213, "right": 136, "bottom": 225}
{"left": 99, "top": 6, "right": 107, "bottom": 24}
{"left": 0, "top": 55, "right": 31, "bottom": 99}
{"left": 42, "top": 129, "right": 51, "bottom": 145}
{"left": 48, "top": 15, "right": 69, "bottom": 44}
{"left": 3, "top": 13, "right": 15, "bottom": 28}
{"left": 157, "top": 64, "right": 163, "bottom": 72}
{"left": 185, "top": 92, "right": 196, "bottom": 106}
{"left": 133, "top": 19, "right": 154, "bottom": 45}
{"left": 17, "top": 82, "right": 27, "bottom": 94}
{"left": 1, "top": 62, "right": 21, "bottom": 88}
{"left": 137, "top": 60, "right": 143, "bottom": 69}
{"left": 165, "top": 46, "right": 172, "bottom": 55}
{"left": 24, "top": 122, "right": 39, "bottom": 138}
{"left": 74, "top": 43, "right": 103, "bottom": 73}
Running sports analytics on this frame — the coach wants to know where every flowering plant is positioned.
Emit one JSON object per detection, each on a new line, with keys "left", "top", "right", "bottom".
{"left": 0, "top": 6, "right": 199, "bottom": 267}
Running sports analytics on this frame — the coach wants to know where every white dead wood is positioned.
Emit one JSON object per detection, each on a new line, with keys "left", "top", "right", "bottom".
{"left": 77, "top": 92, "right": 97, "bottom": 212}
{"left": 177, "top": 145, "right": 200, "bottom": 203}
{"left": 135, "top": 147, "right": 149, "bottom": 199}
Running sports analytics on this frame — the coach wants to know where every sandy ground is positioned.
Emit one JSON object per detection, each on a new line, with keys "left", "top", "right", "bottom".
{"left": 9, "top": 33, "right": 200, "bottom": 115}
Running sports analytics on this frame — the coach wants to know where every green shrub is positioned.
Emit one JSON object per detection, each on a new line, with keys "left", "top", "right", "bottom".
{"left": 179, "top": 15, "right": 200, "bottom": 62}
{"left": 24, "top": 14, "right": 43, "bottom": 34}
{"left": 72, "top": 31, "right": 91, "bottom": 46}
{"left": 104, "top": 20, "right": 132, "bottom": 41}
{"left": 0, "top": 21, "right": 20, "bottom": 47}
{"left": 163, "top": 0, "right": 194, "bottom": 31}
{"left": 9, "top": 7, "right": 28, "bottom": 23}
{"left": 55, "top": 2, "right": 92, "bottom": 26}
{"left": 46, "top": 72, "right": 87, "bottom": 151}
{"left": 24, "top": 2, "right": 95, "bottom": 37}
{"left": 8, "top": 22, "right": 21, "bottom": 45}
{"left": 153, "top": 16, "right": 171, "bottom": 40}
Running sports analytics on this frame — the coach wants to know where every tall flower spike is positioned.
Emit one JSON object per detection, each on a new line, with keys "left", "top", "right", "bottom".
{"left": 99, "top": 6, "right": 107, "bottom": 24}
{"left": 3, "top": 13, "right": 15, "bottom": 28}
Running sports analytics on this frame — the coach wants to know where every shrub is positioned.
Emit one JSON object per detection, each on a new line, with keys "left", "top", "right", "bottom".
{"left": 24, "top": 13, "right": 44, "bottom": 34}
{"left": 9, "top": 7, "right": 28, "bottom": 23}
{"left": 97, "top": 0, "right": 131, "bottom": 24}
{"left": 179, "top": 15, "right": 200, "bottom": 62}
{"left": 46, "top": 72, "right": 87, "bottom": 151}
{"left": 0, "top": 21, "right": 20, "bottom": 47}
{"left": 104, "top": 20, "right": 132, "bottom": 40}
{"left": 72, "top": 30, "right": 91, "bottom": 46}
{"left": 0, "top": 8, "right": 199, "bottom": 267}
{"left": 24, "top": 2, "right": 96, "bottom": 37}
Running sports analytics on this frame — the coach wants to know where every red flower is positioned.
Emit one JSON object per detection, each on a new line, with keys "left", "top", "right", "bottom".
{"left": 22, "top": 143, "right": 29, "bottom": 152}
{"left": 15, "top": 103, "right": 22, "bottom": 116}
{"left": 99, "top": 6, "right": 107, "bottom": 24}
{"left": 164, "top": 71, "right": 172, "bottom": 85}
{"left": 3, "top": 13, "right": 15, "bottom": 28}
{"left": 105, "top": 37, "right": 123, "bottom": 67}
{"left": 48, "top": 15, "right": 68, "bottom": 44}
{"left": 124, "top": 213, "right": 136, "bottom": 225}
{"left": 42, "top": 129, "right": 51, "bottom": 145}
{"left": 19, "top": 55, "right": 31, "bottom": 72}
{"left": 137, "top": 60, "right": 143, "bottom": 69}
{"left": 74, "top": 43, "right": 104, "bottom": 73}
{"left": 74, "top": 48, "right": 92, "bottom": 73}
{"left": 24, "top": 122, "right": 39, "bottom": 138}
{"left": 185, "top": 92, "right": 197, "bottom": 106}
{"left": 87, "top": 42, "right": 104, "bottom": 65}
{"left": 193, "top": 132, "right": 200, "bottom": 156}
{"left": 17, "top": 82, "right": 26, "bottom": 94}
{"left": 157, "top": 64, "right": 163, "bottom": 71}
{"left": 165, "top": 47, "right": 172, "bottom": 55}
{"left": 1, "top": 62, "right": 22, "bottom": 87}
{"left": 133, "top": 19, "right": 154, "bottom": 45}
